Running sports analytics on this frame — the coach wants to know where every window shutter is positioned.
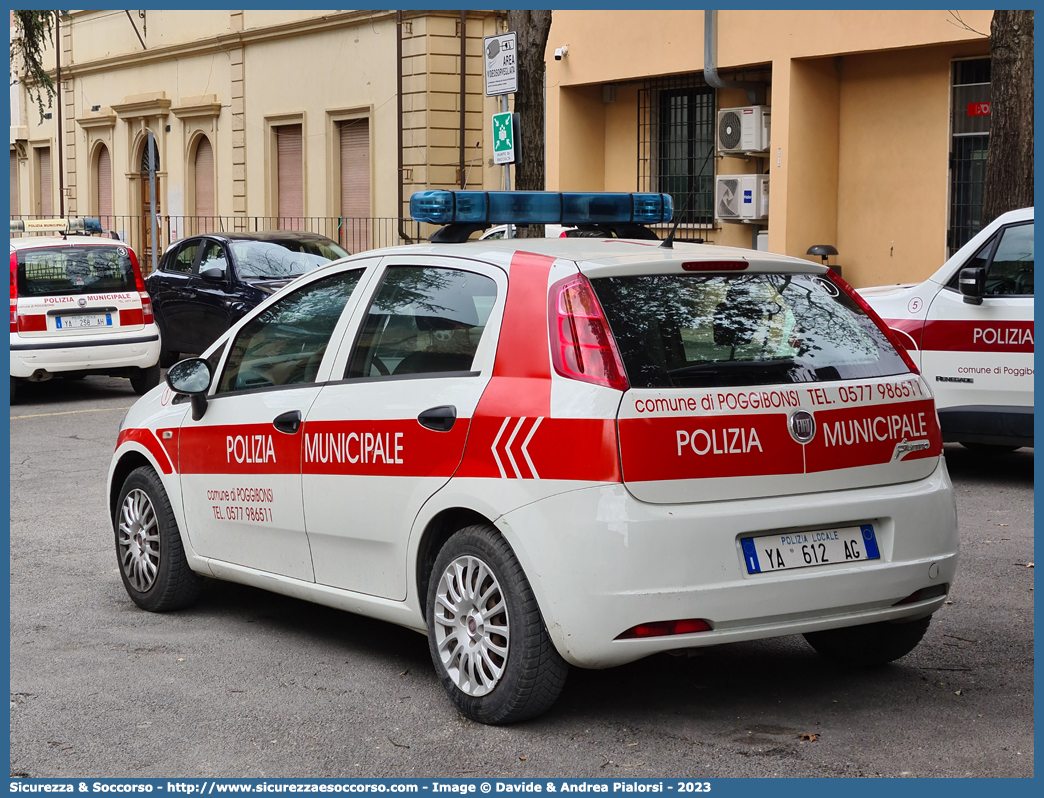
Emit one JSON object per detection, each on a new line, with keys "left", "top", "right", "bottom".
{"left": 277, "top": 124, "right": 303, "bottom": 229}
{"left": 194, "top": 137, "right": 215, "bottom": 232}
{"left": 339, "top": 119, "right": 371, "bottom": 253}
{"left": 10, "top": 151, "right": 18, "bottom": 214}
{"left": 97, "top": 145, "right": 112, "bottom": 227}
{"left": 39, "top": 148, "right": 52, "bottom": 216}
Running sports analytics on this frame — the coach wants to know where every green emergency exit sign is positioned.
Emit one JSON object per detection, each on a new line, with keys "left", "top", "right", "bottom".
{"left": 492, "top": 111, "right": 516, "bottom": 165}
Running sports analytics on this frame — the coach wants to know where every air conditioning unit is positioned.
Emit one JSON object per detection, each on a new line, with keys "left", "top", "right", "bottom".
{"left": 715, "top": 174, "right": 769, "bottom": 222}
{"left": 716, "top": 106, "right": 771, "bottom": 153}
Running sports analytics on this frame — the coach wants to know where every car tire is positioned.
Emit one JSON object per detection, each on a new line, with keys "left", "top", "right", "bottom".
{"left": 959, "top": 441, "right": 1021, "bottom": 455}
{"left": 426, "top": 524, "right": 569, "bottom": 724}
{"left": 803, "top": 616, "right": 932, "bottom": 666}
{"left": 115, "top": 466, "right": 204, "bottom": 612}
{"left": 156, "top": 319, "right": 180, "bottom": 368}
{"left": 130, "top": 365, "right": 161, "bottom": 395}
{"left": 159, "top": 347, "right": 180, "bottom": 368}
{"left": 10, "top": 376, "right": 18, "bottom": 403}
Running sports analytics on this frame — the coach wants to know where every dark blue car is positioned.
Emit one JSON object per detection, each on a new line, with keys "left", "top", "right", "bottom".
{"left": 147, "top": 231, "right": 349, "bottom": 366}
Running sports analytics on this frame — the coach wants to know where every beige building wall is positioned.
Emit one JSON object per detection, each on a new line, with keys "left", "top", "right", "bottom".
{"left": 12, "top": 9, "right": 505, "bottom": 256}
{"left": 545, "top": 9, "right": 993, "bottom": 286}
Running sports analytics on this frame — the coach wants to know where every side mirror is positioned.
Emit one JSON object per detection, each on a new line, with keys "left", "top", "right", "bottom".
{"left": 200, "top": 266, "right": 227, "bottom": 282}
{"left": 959, "top": 266, "right": 985, "bottom": 305}
{"left": 166, "top": 357, "right": 213, "bottom": 420}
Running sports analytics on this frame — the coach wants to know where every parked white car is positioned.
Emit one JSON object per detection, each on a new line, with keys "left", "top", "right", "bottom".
{"left": 108, "top": 191, "right": 958, "bottom": 724}
{"left": 10, "top": 218, "right": 161, "bottom": 400}
{"left": 860, "top": 207, "right": 1033, "bottom": 452}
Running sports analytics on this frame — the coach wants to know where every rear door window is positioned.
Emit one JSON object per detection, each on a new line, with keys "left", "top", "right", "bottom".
{"left": 592, "top": 273, "right": 909, "bottom": 389}
{"left": 16, "top": 246, "right": 137, "bottom": 296}
{"left": 345, "top": 266, "right": 497, "bottom": 378}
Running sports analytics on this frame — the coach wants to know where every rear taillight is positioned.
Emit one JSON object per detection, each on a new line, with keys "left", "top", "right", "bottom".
{"left": 826, "top": 269, "right": 920, "bottom": 375}
{"left": 10, "top": 252, "right": 18, "bottom": 333}
{"left": 548, "top": 273, "right": 629, "bottom": 392}
{"left": 129, "top": 250, "right": 154, "bottom": 324}
{"left": 616, "top": 618, "right": 712, "bottom": 639}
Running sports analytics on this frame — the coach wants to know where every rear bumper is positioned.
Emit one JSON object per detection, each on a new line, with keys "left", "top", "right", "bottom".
{"left": 10, "top": 329, "right": 160, "bottom": 378}
{"left": 497, "top": 459, "right": 958, "bottom": 668}
{"left": 939, "top": 405, "right": 1033, "bottom": 448}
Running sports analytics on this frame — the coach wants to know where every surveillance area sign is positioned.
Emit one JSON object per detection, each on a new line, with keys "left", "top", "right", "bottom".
{"left": 484, "top": 31, "right": 518, "bottom": 96}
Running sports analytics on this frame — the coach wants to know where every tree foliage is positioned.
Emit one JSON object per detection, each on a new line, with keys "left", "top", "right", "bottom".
{"left": 10, "top": 10, "right": 61, "bottom": 123}
{"left": 982, "top": 10, "right": 1034, "bottom": 225}
{"left": 505, "top": 10, "right": 552, "bottom": 238}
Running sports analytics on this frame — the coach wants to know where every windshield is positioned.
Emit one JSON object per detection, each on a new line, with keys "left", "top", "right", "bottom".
{"left": 592, "top": 272, "right": 910, "bottom": 389}
{"left": 230, "top": 239, "right": 349, "bottom": 280}
{"left": 16, "top": 245, "right": 137, "bottom": 297}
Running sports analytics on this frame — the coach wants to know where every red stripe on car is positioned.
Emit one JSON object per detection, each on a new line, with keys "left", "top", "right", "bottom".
{"left": 921, "top": 319, "right": 1034, "bottom": 353}
{"left": 117, "top": 428, "right": 175, "bottom": 474}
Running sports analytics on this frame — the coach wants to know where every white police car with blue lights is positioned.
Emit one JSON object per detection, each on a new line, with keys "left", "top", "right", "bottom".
{"left": 11, "top": 217, "right": 161, "bottom": 400}
{"left": 108, "top": 190, "right": 958, "bottom": 724}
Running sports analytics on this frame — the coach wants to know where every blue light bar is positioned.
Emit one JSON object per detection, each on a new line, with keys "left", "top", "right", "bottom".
{"left": 409, "top": 191, "right": 674, "bottom": 226}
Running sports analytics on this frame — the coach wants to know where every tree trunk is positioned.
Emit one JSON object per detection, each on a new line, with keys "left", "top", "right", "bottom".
{"left": 981, "top": 10, "right": 1034, "bottom": 226}
{"left": 506, "top": 10, "right": 552, "bottom": 238}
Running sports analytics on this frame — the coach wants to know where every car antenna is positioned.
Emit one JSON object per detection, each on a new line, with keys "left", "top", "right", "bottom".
{"left": 661, "top": 145, "right": 716, "bottom": 249}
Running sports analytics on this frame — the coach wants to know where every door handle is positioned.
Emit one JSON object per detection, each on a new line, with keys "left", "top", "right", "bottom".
{"left": 273, "top": 410, "right": 302, "bottom": 434}
{"left": 418, "top": 405, "right": 456, "bottom": 432}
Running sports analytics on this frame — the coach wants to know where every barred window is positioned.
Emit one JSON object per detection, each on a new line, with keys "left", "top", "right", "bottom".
{"left": 948, "top": 58, "right": 991, "bottom": 254}
{"left": 639, "top": 76, "right": 715, "bottom": 230}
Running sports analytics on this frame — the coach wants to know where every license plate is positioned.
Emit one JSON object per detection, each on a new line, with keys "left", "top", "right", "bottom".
{"left": 741, "top": 524, "right": 880, "bottom": 574}
{"left": 56, "top": 313, "right": 112, "bottom": 329}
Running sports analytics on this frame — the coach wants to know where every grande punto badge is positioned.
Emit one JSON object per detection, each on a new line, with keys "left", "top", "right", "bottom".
{"left": 78, "top": 297, "right": 87, "bottom": 307}
{"left": 789, "top": 410, "right": 816, "bottom": 443}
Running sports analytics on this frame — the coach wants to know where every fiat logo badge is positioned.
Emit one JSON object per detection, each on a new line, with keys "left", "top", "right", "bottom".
{"left": 77, "top": 297, "right": 87, "bottom": 307}
{"left": 789, "top": 410, "right": 816, "bottom": 443}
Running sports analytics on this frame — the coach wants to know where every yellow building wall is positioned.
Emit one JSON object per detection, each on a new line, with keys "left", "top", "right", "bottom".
{"left": 557, "top": 85, "right": 606, "bottom": 192}
{"left": 783, "top": 58, "right": 840, "bottom": 264}
{"left": 242, "top": 17, "right": 398, "bottom": 219}
{"left": 836, "top": 46, "right": 960, "bottom": 287}
{"left": 545, "top": 9, "right": 993, "bottom": 284}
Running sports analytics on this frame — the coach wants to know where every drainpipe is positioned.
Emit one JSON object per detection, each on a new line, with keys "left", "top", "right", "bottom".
{"left": 55, "top": 12, "right": 65, "bottom": 217}
{"left": 397, "top": 11, "right": 411, "bottom": 243}
{"left": 704, "top": 10, "right": 762, "bottom": 106}
{"left": 459, "top": 11, "right": 467, "bottom": 188}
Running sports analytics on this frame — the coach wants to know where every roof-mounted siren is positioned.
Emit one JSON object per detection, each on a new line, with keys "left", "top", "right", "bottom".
{"left": 410, "top": 191, "right": 674, "bottom": 243}
{"left": 716, "top": 106, "right": 770, "bottom": 154}
{"left": 10, "top": 217, "right": 102, "bottom": 236}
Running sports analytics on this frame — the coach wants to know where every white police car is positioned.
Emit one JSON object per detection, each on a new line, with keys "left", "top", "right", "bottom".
{"left": 860, "top": 207, "right": 1033, "bottom": 452}
{"left": 10, "top": 218, "right": 161, "bottom": 400}
{"left": 107, "top": 191, "right": 958, "bottom": 723}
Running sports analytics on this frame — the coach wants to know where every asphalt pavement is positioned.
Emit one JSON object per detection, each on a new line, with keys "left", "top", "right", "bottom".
{"left": 8, "top": 376, "right": 1035, "bottom": 778}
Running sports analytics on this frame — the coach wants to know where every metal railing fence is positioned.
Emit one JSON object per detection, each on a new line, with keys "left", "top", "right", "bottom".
{"left": 10, "top": 215, "right": 423, "bottom": 275}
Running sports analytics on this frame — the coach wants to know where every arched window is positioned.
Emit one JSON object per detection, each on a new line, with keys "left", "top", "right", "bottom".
{"left": 194, "top": 136, "right": 215, "bottom": 232}
{"left": 96, "top": 144, "right": 112, "bottom": 230}
{"left": 140, "top": 137, "right": 160, "bottom": 173}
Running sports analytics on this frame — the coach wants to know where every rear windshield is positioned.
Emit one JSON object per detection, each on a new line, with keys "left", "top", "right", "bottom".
{"left": 591, "top": 273, "right": 910, "bottom": 389}
{"left": 230, "top": 239, "right": 349, "bottom": 280}
{"left": 16, "top": 246, "right": 136, "bottom": 297}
